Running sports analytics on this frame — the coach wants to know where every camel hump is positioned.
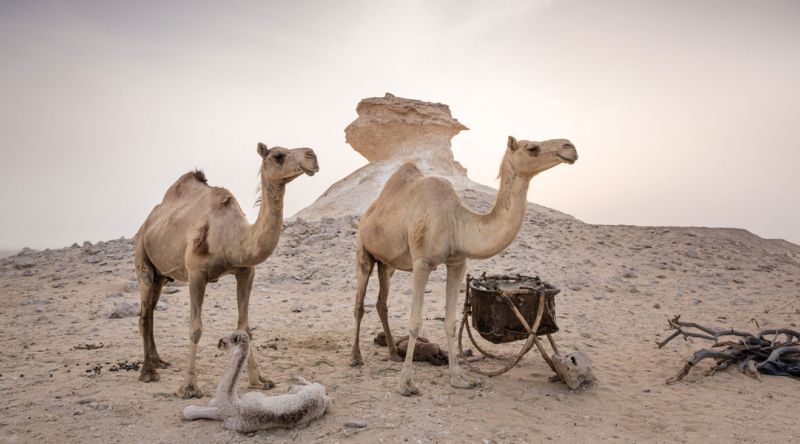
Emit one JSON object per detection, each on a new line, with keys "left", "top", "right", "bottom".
{"left": 397, "top": 162, "right": 421, "bottom": 175}
{"left": 191, "top": 169, "right": 208, "bottom": 184}
{"left": 164, "top": 170, "right": 210, "bottom": 200}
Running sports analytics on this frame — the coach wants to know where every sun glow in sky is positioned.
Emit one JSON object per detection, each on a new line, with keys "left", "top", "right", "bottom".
{"left": 1, "top": 0, "right": 798, "bottom": 249}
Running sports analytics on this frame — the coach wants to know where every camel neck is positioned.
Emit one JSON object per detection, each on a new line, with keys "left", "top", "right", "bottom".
{"left": 459, "top": 159, "right": 530, "bottom": 259}
{"left": 246, "top": 180, "right": 285, "bottom": 265}
{"left": 215, "top": 346, "right": 248, "bottom": 406}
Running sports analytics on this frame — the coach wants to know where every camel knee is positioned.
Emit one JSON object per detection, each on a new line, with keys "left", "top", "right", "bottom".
{"left": 190, "top": 328, "right": 202, "bottom": 344}
{"left": 376, "top": 302, "right": 388, "bottom": 318}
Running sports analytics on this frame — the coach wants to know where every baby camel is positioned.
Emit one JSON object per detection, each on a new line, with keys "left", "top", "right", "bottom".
{"left": 135, "top": 143, "right": 318, "bottom": 398}
{"left": 351, "top": 136, "right": 578, "bottom": 395}
{"left": 183, "top": 331, "right": 332, "bottom": 433}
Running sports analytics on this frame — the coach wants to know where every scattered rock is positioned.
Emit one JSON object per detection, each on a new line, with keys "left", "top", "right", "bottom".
{"left": 86, "top": 255, "right": 102, "bottom": 264}
{"left": 124, "top": 281, "right": 138, "bottom": 293}
{"left": 13, "top": 257, "right": 35, "bottom": 269}
{"left": 653, "top": 303, "right": 661, "bottom": 309}
{"left": 344, "top": 420, "right": 367, "bottom": 429}
{"left": 109, "top": 301, "right": 140, "bottom": 319}
{"left": 291, "top": 305, "right": 303, "bottom": 313}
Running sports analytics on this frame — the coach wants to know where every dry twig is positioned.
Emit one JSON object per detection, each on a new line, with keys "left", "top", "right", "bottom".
{"left": 658, "top": 315, "right": 800, "bottom": 384}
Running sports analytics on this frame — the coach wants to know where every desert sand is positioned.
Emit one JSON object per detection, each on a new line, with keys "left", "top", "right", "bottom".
{"left": 1, "top": 95, "right": 798, "bottom": 443}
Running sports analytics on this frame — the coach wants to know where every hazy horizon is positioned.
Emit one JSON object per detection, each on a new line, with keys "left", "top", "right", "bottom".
{"left": 1, "top": 0, "right": 798, "bottom": 251}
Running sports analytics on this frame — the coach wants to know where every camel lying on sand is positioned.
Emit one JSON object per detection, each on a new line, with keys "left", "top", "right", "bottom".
{"left": 351, "top": 136, "right": 577, "bottom": 395}
{"left": 183, "top": 331, "right": 332, "bottom": 433}
{"left": 135, "top": 143, "right": 318, "bottom": 398}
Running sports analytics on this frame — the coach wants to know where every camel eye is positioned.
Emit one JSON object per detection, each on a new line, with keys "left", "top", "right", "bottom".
{"left": 272, "top": 152, "right": 286, "bottom": 164}
{"left": 527, "top": 145, "right": 540, "bottom": 156}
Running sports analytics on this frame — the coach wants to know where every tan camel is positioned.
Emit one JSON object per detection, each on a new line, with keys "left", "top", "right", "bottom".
{"left": 350, "top": 136, "right": 577, "bottom": 395}
{"left": 135, "top": 143, "right": 318, "bottom": 398}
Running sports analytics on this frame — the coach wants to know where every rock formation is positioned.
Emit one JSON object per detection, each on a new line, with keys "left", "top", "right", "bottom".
{"left": 293, "top": 93, "right": 572, "bottom": 222}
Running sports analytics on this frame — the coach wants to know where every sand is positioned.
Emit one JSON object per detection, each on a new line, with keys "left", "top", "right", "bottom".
{"left": 1, "top": 192, "right": 799, "bottom": 443}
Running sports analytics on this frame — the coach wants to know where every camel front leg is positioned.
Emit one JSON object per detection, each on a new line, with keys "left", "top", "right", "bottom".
{"left": 445, "top": 262, "right": 480, "bottom": 389}
{"left": 350, "top": 243, "right": 374, "bottom": 367}
{"left": 377, "top": 263, "right": 402, "bottom": 362}
{"left": 235, "top": 267, "right": 274, "bottom": 390}
{"left": 177, "top": 276, "right": 206, "bottom": 399}
{"left": 397, "top": 259, "right": 431, "bottom": 396}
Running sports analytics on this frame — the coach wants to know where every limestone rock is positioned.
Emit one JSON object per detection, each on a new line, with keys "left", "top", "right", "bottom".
{"left": 293, "top": 93, "right": 575, "bottom": 223}
{"left": 552, "top": 351, "right": 596, "bottom": 390}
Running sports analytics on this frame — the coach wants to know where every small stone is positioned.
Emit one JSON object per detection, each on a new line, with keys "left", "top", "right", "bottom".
{"left": 13, "top": 256, "right": 35, "bottom": 269}
{"left": 124, "top": 281, "right": 138, "bottom": 293}
{"left": 580, "top": 332, "right": 592, "bottom": 339}
{"left": 364, "top": 299, "right": 377, "bottom": 307}
{"left": 344, "top": 420, "right": 367, "bottom": 429}
{"left": 156, "top": 302, "right": 167, "bottom": 311}
{"left": 109, "top": 301, "right": 140, "bottom": 319}
{"left": 86, "top": 255, "right": 102, "bottom": 264}
{"left": 555, "top": 393, "right": 566, "bottom": 402}
{"left": 291, "top": 306, "right": 302, "bottom": 313}
{"left": 22, "top": 269, "right": 34, "bottom": 276}
{"left": 653, "top": 303, "right": 661, "bottom": 309}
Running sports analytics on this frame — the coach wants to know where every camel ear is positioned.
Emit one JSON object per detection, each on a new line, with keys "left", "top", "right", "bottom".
{"left": 257, "top": 142, "right": 270, "bottom": 158}
{"left": 507, "top": 136, "right": 518, "bottom": 151}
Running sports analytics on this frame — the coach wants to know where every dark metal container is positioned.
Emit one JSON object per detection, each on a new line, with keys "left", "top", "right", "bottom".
{"left": 468, "top": 274, "right": 560, "bottom": 344}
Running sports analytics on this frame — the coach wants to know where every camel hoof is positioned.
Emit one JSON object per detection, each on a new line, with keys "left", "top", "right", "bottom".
{"left": 153, "top": 359, "right": 171, "bottom": 369}
{"left": 450, "top": 374, "right": 482, "bottom": 389}
{"left": 138, "top": 368, "right": 160, "bottom": 383}
{"left": 249, "top": 375, "right": 275, "bottom": 390}
{"left": 388, "top": 353, "right": 404, "bottom": 363}
{"left": 396, "top": 380, "right": 420, "bottom": 397}
{"left": 177, "top": 384, "right": 204, "bottom": 399}
{"left": 350, "top": 353, "right": 364, "bottom": 367}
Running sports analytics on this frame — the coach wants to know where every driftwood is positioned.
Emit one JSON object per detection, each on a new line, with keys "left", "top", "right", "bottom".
{"left": 658, "top": 315, "right": 800, "bottom": 384}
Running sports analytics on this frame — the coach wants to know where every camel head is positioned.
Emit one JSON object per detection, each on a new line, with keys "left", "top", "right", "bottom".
{"left": 217, "top": 330, "right": 251, "bottom": 351}
{"left": 257, "top": 142, "right": 319, "bottom": 185}
{"left": 504, "top": 136, "right": 578, "bottom": 179}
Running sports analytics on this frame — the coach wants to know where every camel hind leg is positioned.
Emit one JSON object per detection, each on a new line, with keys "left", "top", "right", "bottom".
{"left": 350, "top": 240, "right": 375, "bottom": 367}
{"left": 136, "top": 245, "right": 168, "bottom": 383}
{"left": 376, "top": 262, "right": 401, "bottom": 362}
{"left": 234, "top": 267, "right": 275, "bottom": 390}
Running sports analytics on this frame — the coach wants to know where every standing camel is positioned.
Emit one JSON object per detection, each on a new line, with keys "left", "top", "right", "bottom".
{"left": 350, "top": 136, "right": 577, "bottom": 395}
{"left": 135, "top": 142, "right": 318, "bottom": 398}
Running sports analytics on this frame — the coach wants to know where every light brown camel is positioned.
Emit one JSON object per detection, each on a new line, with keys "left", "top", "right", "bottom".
{"left": 350, "top": 136, "right": 577, "bottom": 395}
{"left": 135, "top": 143, "right": 318, "bottom": 398}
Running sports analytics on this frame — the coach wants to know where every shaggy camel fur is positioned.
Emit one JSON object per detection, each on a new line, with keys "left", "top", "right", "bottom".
{"left": 135, "top": 143, "right": 318, "bottom": 398}
{"left": 351, "top": 136, "right": 577, "bottom": 395}
{"left": 183, "top": 331, "right": 331, "bottom": 433}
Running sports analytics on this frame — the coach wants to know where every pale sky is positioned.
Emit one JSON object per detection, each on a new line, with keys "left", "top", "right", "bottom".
{"left": 1, "top": 0, "right": 798, "bottom": 250}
